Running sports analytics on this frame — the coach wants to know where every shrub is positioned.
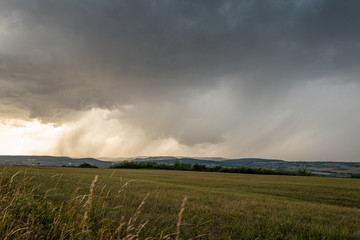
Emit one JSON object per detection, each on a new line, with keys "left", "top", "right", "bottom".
{"left": 297, "top": 167, "right": 311, "bottom": 176}
{"left": 79, "top": 162, "right": 98, "bottom": 168}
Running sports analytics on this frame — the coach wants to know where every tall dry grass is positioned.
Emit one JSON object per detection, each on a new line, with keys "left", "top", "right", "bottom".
{"left": 0, "top": 169, "right": 189, "bottom": 239}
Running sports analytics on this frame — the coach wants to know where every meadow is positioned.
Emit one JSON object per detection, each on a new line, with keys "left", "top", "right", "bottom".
{"left": 0, "top": 166, "right": 359, "bottom": 239}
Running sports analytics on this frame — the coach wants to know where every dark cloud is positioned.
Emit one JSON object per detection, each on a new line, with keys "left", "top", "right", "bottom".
{"left": 1, "top": 0, "right": 360, "bottom": 159}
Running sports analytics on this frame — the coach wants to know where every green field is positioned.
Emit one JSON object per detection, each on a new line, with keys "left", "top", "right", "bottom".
{"left": 1, "top": 166, "right": 360, "bottom": 239}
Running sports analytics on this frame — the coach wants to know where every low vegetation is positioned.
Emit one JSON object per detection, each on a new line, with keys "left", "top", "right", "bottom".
{"left": 79, "top": 162, "right": 98, "bottom": 168}
{"left": 1, "top": 166, "right": 360, "bottom": 239}
{"left": 110, "top": 160, "right": 296, "bottom": 175}
{"left": 297, "top": 167, "right": 312, "bottom": 176}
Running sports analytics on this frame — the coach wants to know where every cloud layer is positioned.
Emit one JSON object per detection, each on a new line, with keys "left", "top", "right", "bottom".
{"left": 1, "top": 0, "right": 360, "bottom": 160}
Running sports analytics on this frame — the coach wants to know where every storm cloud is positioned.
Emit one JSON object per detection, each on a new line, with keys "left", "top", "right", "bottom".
{"left": 1, "top": 0, "right": 360, "bottom": 160}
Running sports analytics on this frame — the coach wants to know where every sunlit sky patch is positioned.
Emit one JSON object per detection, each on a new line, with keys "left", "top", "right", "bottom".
{"left": 0, "top": 119, "right": 62, "bottom": 155}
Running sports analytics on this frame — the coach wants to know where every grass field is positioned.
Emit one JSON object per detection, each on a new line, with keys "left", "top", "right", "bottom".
{"left": 1, "top": 166, "right": 360, "bottom": 239}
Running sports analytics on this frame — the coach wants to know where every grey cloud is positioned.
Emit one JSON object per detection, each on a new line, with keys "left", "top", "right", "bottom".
{"left": 1, "top": 0, "right": 360, "bottom": 158}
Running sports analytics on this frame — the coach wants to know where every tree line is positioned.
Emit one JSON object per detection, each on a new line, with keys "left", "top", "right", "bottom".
{"left": 109, "top": 160, "right": 300, "bottom": 176}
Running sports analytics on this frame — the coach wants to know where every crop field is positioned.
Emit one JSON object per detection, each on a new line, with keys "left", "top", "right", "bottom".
{"left": 0, "top": 166, "right": 360, "bottom": 239}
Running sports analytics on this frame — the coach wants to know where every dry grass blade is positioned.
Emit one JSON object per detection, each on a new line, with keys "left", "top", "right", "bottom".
{"left": 10, "top": 170, "right": 23, "bottom": 184}
{"left": 127, "top": 193, "right": 150, "bottom": 227}
{"left": 195, "top": 234, "right": 210, "bottom": 238}
{"left": 176, "top": 196, "right": 188, "bottom": 240}
{"left": 4, "top": 227, "right": 30, "bottom": 240}
{"left": 81, "top": 175, "right": 99, "bottom": 233}
{"left": 85, "top": 175, "right": 99, "bottom": 207}
{"left": 112, "top": 216, "right": 126, "bottom": 239}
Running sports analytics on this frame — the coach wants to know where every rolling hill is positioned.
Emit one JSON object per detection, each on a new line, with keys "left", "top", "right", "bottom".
{"left": 1, "top": 155, "right": 359, "bottom": 176}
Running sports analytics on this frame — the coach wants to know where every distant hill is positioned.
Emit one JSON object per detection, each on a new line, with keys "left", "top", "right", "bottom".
{"left": 132, "top": 157, "right": 285, "bottom": 167}
{"left": 1, "top": 155, "right": 359, "bottom": 176}
{"left": 0, "top": 156, "right": 114, "bottom": 168}
{"left": 131, "top": 157, "right": 360, "bottom": 176}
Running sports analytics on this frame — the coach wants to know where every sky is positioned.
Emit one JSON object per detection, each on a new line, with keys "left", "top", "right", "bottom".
{"left": 0, "top": 0, "right": 360, "bottom": 161}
